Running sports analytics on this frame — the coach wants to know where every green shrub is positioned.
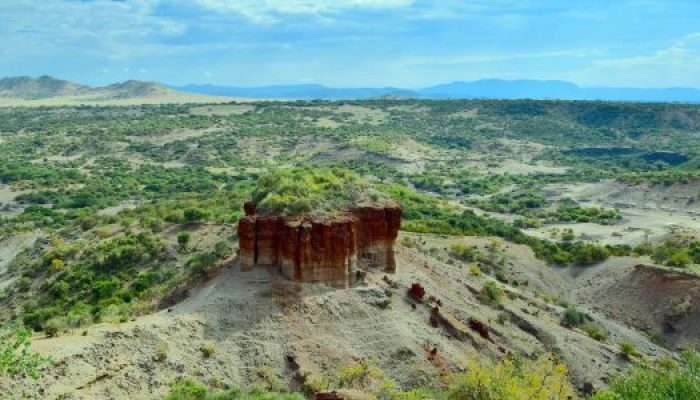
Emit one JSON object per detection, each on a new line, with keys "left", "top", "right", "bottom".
{"left": 620, "top": 342, "right": 641, "bottom": 359}
{"left": 593, "top": 350, "right": 700, "bottom": 400}
{"left": 447, "top": 354, "right": 577, "bottom": 400}
{"left": 481, "top": 280, "right": 503, "bottom": 304}
{"left": 469, "top": 264, "right": 481, "bottom": 276}
{"left": 165, "top": 378, "right": 306, "bottom": 400}
{"left": 177, "top": 232, "right": 191, "bottom": 253}
{"left": 562, "top": 306, "right": 588, "bottom": 328}
{"left": 184, "top": 208, "right": 209, "bottom": 223}
{"left": 200, "top": 342, "right": 216, "bottom": 358}
{"left": 0, "top": 325, "right": 50, "bottom": 379}
{"left": 582, "top": 323, "right": 608, "bottom": 341}
{"left": 252, "top": 168, "right": 381, "bottom": 216}
{"left": 449, "top": 244, "right": 478, "bottom": 262}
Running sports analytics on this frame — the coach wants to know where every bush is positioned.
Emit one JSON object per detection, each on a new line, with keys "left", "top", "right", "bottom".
{"left": 165, "top": 378, "right": 306, "bottom": 400}
{"left": 183, "top": 208, "right": 209, "bottom": 223}
{"left": 620, "top": 342, "right": 641, "bottom": 360}
{"left": 481, "top": 281, "right": 503, "bottom": 304}
{"left": 593, "top": 350, "right": 700, "bottom": 400}
{"left": 43, "top": 317, "right": 66, "bottom": 337}
{"left": 469, "top": 264, "right": 481, "bottom": 276}
{"left": 562, "top": 306, "right": 588, "bottom": 328}
{"left": 336, "top": 359, "right": 384, "bottom": 389}
{"left": 447, "top": 354, "right": 577, "bottom": 400}
{"left": 200, "top": 342, "right": 216, "bottom": 358}
{"left": 0, "top": 325, "right": 50, "bottom": 379}
{"left": 582, "top": 323, "right": 608, "bottom": 341}
{"left": 177, "top": 232, "right": 191, "bottom": 252}
{"left": 450, "top": 244, "right": 478, "bottom": 262}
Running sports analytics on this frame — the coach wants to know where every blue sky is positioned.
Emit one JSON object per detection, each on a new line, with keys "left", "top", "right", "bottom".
{"left": 2, "top": 0, "right": 700, "bottom": 88}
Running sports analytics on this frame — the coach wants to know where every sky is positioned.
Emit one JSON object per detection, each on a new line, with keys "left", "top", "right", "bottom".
{"left": 2, "top": 0, "right": 700, "bottom": 88}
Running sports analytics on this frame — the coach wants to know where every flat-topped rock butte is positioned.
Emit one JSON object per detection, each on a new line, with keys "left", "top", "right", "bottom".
{"left": 237, "top": 201, "right": 402, "bottom": 287}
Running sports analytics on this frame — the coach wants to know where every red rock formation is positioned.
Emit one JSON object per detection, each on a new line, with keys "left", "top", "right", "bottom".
{"left": 237, "top": 204, "right": 401, "bottom": 287}
{"left": 352, "top": 205, "right": 401, "bottom": 273}
{"left": 408, "top": 283, "right": 426, "bottom": 300}
{"left": 238, "top": 216, "right": 256, "bottom": 270}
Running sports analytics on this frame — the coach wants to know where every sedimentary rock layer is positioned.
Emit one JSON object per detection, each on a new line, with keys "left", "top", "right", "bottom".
{"left": 237, "top": 203, "right": 401, "bottom": 287}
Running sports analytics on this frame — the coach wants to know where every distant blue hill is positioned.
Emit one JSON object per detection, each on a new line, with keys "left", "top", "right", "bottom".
{"left": 173, "top": 79, "right": 700, "bottom": 102}
{"left": 174, "top": 83, "right": 417, "bottom": 100}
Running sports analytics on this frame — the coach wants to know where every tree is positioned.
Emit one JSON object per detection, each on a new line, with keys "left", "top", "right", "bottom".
{"left": 667, "top": 250, "right": 692, "bottom": 268}
{"left": 183, "top": 208, "right": 208, "bottom": 223}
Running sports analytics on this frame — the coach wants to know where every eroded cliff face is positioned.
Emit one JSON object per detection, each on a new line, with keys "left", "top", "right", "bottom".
{"left": 237, "top": 202, "right": 401, "bottom": 287}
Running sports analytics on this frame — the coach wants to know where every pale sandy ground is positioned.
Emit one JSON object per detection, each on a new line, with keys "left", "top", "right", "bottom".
{"left": 0, "top": 92, "right": 238, "bottom": 107}
{"left": 1, "top": 240, "right": 673, "bottom": 399}
{"left": 0, "top": 184, "right": 31, "bottom": 218}
{"left": 0, "top": 231, "right": 41, "bottom": 291}
{"left": 526, "top": 180, "right": 700, "bottom": 246}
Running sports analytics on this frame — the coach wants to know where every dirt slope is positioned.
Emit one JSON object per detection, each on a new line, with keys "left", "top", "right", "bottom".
{"left": 1, "top": 243, "right": 673, "bottom": 399}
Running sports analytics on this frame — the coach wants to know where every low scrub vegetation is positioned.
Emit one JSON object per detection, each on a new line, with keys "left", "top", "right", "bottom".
{"left": 251, "top": 167, "right": 383, "bottom": 216}
{"left": 594, "top": 350, "right": 700, "bottom": 400}
{"left": 0, "top": 325, "right": 50, "bottom": 379}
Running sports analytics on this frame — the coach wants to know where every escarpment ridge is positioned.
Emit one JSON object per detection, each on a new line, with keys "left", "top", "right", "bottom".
{"left": 238, "top": 201, "right": 401, "bottom": 287}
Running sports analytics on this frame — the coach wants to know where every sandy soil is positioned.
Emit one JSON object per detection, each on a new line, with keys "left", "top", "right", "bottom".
{"left": 0, "top": 231, "right": 41, "bottom": 290}
{"left": 529, "top": 180, "right": 700, "bottom": 246}
{"left": 1, "top": 239, "right": 674, "bottom": 399}
{"left": 0, "top": 185, "right": 31, "bottom": 218}
{"left": 0, "top": 92, "right": 236, "bottom": 107}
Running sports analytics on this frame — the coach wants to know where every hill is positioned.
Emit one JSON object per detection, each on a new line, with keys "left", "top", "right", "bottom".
{"left": 0, "top": 75, "right": 90, "bottom": 99}
{"left": 0, "top": 76, "right": 233, "bottom": 106}
{"left": 175, "top": 83, "right": 418, "bottom": 100}
{"left": 175, "top": 79, "right": 700, "bottom": 102}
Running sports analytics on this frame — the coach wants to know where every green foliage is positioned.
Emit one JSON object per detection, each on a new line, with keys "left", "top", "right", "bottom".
{"left": 21, "top": 232, "right": 168, "bottom": 331}
{"left": 336, "top": 359, "right": 384, "bottom": 388}
{"left": 561, "top": 307, "right": 588, "bottom": 328}
{"left": 252, "top": 167, "right": 380, "bottom": 216}
{"left": 593, "top": 350, "right": 700, "bottom": 400}
{"left": 449, "top": 243, "right": 479, "bottom": 262}
{"left": 0, "top": 325, "right": 50, "bottom": 379}
{"left": 619, "top": 342, "right": 641, "bottom": 359}
{"left": 582, "top": 323, "right": 608, "bottom": 342}
{"left": 164, "top": 379, "right": 305, "bottom": 400}
{"left": 177, "top": 231, "right": 191, "bottom": 251}
{"left": 446, "top": 354, "right": 577, "bottom": 400}
{"left": 481, "top": 281, "right": 504, "bottom": 304}
{"left": 384, "top": 183, "right": 623, "bottom": 265}
{"left": 184, "top": 208, "right": 209, "bottom": 223}
{"left": 648, "top": 235, "right": 700, "bottom": 268}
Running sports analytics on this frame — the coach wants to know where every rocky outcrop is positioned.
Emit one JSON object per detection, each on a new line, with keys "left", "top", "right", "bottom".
{"left": 237, "top": 202, "right": 401, "bottom": 287}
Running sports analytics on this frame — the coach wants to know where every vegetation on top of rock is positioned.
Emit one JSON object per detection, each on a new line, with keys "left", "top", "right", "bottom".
{"left": 251, "top": 167, "right": 387, "bottom": 216}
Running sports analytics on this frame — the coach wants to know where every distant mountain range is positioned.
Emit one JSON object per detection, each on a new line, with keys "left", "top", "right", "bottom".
{"left": 2, "top": 76, "right": 700, "bottom": 103}
{"left": 174, "top": 79, "right": 700, "bottom": 102}
{"left": 0, "top": 75, "right": 170, "bottom": 100}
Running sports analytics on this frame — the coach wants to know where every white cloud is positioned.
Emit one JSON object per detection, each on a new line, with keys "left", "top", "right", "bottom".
{"left": 572, "top": 32, "right": 700, "bottom": 87}
{"left": 191, "top": 0, "right": 414, "bottom": 23}
{"left": 0, "top": 0, "right": 186, "bottom": 59}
